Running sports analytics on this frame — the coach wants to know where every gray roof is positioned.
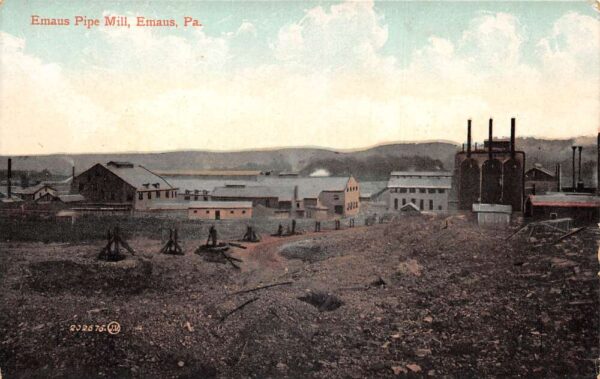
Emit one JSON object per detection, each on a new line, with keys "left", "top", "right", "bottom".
{"left": 102, "top": 163, "right": 176, "bottom": 191}
{"left": 390, "top": 171, "right": 452, "bottom": 177}
{"left": 58, "top": 194, "right": 86, "bottom": 203}
{"left": 388, "top": 174, "right": 452, "bottom": 189}
{"left": 211, "top": 185, "right": 288, "bottom": 199}
{"left": 359, "top": 181, "right": 387, "bottom": 197}
{"left": 258, "top": 176, "right": 352, "bottom": 198}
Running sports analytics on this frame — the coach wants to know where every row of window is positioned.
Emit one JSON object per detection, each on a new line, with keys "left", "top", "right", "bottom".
{"left": 346, "top": 201, "right": 358, "bottom": 211}
{"left": 390, "top": 188, "right": 446, "bottom": 194}
{"left": 346, "top": 186, "right": 358, "bottom": 192}
{"left": 394, "top": 198, "right": 443, "bottom": 211}
{"left": 138, "top": 190, "right": 177, "bottom": 200}
{"left": 184, "top": 196, "right": 209, "bottom": 201}
{"left": 192, "top": 210, "right": 247, "bottom": 214}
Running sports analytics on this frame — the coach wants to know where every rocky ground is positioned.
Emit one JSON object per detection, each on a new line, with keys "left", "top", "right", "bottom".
{"left": 0, "top": 215, "right": 598, "bottom": 378}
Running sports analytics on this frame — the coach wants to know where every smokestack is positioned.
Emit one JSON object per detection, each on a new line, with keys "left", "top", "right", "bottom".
{"left": 7, "top": 158, "right": 11, "bottom": 198}
{"left": 572, "top": 146, "right": 576, "bottom": 192}
{"left": 488, "top": 118, "right": 493, "bottom": 160}
{"left": 577, "top": 146, "right": 582, "bottom": 184}
{"left": 556, "top": 163, "right": 561, "bottom": 192}
{"left": 510, "top": 118, "right": 516, "bottom": 158}
{"left": 467, "top": 119, "right": 472, "bottom": 158}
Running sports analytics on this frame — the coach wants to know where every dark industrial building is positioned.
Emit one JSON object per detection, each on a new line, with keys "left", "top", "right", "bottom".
{"left": 455, "top": 118, "right": 525, "bottom": 212}
{"left": 525, "top": 164, "right": 559, "bottom": 195}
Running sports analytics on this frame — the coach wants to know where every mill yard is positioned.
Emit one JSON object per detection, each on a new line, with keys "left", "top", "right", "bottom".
{"left": 0, "top": 214, "right": 597, "bottom": 378}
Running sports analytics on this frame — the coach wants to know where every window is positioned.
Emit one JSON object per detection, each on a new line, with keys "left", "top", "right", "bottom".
{"left": 184, "top": 196, "right": 190, "bottom": 200}
{"left": 194, "top": 196, "right": 198, "bottom": 201}
{"left": 147, "top": 192, "right": 151, "bottom": 200}
{"left": 428, "top": 189, "right": 435, "bottom": 194}
{"left": 230, "top": 210, "right": 234, "bottom": 214}
{"left": 429, "top": 200, "right": 433, "bottom": 210}
{"left": 402, "top": 198, "right": 406, "bottom": 205}
{"left": 166, "top": 191, "right": 170, "bottom": 198}
{"left": 206, "top": 210, "right": 210, "bottom": 214}
{"left": 419, "top": 188, "right": 426, "bottom": 193}
{"left": 156, "top": 190, "right": 160, "bottom": 198}
{"left": 409, "top": 188, "right": 416, "bottom": 193}
{"left": 438, "top": 205, "right": 442, "bottom": 210}
{"left": 242, "top": 210, "right": 246, "bottom": 214}
{"left": 296, "top": 202, "right": 300, "bottom": 208}
{"left": 438, "top": 189, "right": 446, "bottom": 194}
{"left": 419, "top": 199, "right": 424, "bottom": 210}
{"left": 138, "top": 192, "right": 143, "bottom": 200}
{"left": 194, "top": 210, "right": 198, "bottom": 214}
{"left": 411, "top": 198, "right": 416, "bottom": 204}
{"left": 400, "top": 188, "right": 407, "bottom": 193}
{"left": 394, "top": 198, "right": 398, "bottom": 210}
{"left": 334, "top": 195, "right": 339, "bottom": 200}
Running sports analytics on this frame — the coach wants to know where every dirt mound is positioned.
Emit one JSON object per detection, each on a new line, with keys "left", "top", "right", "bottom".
{"left": 27, "top": 256, "right": 152, "bottom": 294}
{"left": 298, "top": 291, "right": 343, "bottom": 311}
{"left": 279, "top": 238, "right": 335, "bottom": 262}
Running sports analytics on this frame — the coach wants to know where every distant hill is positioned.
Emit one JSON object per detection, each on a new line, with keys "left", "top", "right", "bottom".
{"left": 0, "top": 137, "right": 597, "bottom": 182}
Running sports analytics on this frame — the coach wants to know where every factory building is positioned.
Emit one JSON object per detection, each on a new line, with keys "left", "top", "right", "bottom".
{"left": 73, "top": 161, "right": 178, "bottom": 210}
{"left": 387, "top": 172, "right": 452, "bottom": 212}
{"left": 455, "top": 118, "right": 525, "bottom": 212}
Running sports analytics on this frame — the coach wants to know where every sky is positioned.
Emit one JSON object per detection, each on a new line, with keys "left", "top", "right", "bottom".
{"left": 0, "top": 0, "right": 599, "bottom": 155}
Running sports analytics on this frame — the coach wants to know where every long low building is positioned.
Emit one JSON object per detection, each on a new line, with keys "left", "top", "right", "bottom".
{"left": 387, "top": 171, "right": 452, "bottom": 212}
{"left": 525, "top": 193, "right": 600, "bottom": 223}
{"left": 188, "top": 201, "right": 252, "bottom": 220}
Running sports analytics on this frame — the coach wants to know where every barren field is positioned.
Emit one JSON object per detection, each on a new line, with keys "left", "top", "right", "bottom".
{"left": 0, "top": 216, "right": 598, "bottom": 378}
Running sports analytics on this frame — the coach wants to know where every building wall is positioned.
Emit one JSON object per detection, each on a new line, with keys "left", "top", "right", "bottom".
{"left": 73, "top": 164, "right": 136, "bottom": 203}
{"left": 211, "top": 196, "right": 278, "bottom": 208}
{"left": 188, "top": 207, "right": 252, "bottom": 220}
{"left": 134, "top": 188, "right": 179, "bottom": 210}
{"left": 318, "top": 177, "right": 360, "bottom": 216}
{"left": 388, "top": 187, "right": 449, "bottom": 212}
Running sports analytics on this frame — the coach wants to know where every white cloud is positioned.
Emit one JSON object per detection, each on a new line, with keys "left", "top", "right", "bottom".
{"left": 1, "top": 3, "right": 598, "bottom": 156}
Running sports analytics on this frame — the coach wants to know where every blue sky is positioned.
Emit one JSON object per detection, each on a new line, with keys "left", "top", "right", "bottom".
{"left": 0, "top": 1, "right": 598, "bottom": 154}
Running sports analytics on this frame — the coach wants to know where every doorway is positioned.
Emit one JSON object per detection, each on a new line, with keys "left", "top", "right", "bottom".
{"left": 215, "top": 210, "right": 221, "bottom": 220}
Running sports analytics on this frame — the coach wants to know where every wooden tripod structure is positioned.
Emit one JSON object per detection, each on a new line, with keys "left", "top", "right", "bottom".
{"left": 160, "top": 229, "right": 184, "bottom": 255}
{"left": 98, "top": 226, "right": 136, "bottom": 262}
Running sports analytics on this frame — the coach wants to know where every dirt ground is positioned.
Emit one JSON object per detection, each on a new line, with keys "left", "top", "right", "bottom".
{"left": 0, "top": 215, "right": 598, "bottom": 378}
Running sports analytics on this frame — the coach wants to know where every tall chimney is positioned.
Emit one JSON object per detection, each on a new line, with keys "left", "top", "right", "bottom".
{"left": 571, "top": 146, "right": 576, "bottom": 192}
{"left": 467, "top": 119, "right": 472, "bottom": 158}
{"left": 7, "top": 158, "right": 11, "bottom": 198}
{"left": 510, "top": 118, "right": 516, "bottom": 158}
{"left": 556, "top": 163, "right": 561, "bottom": 192}
{"left": 488, "top": 118, "right": 493, "bottom": 160}
{"left": 577, "top": 146, "right": 582, "bottom": 184}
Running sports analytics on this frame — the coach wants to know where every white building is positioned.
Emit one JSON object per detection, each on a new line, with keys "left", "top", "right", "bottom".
{"left": 387, "top": 171, "right": 452, "bottom": 212}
